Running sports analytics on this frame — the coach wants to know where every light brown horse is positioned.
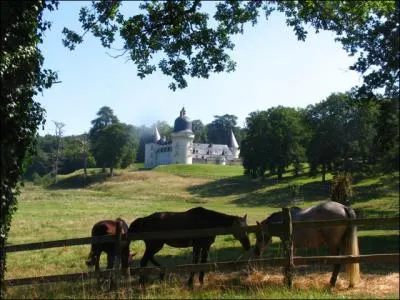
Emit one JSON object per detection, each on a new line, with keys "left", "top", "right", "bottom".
{"left": 254, "top": 201, "right": 360, "bottom": 287}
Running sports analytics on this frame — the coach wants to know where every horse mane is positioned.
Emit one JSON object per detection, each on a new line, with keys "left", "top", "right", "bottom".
{"left": 264, "top": 206, "right": 302, "bottom": 224}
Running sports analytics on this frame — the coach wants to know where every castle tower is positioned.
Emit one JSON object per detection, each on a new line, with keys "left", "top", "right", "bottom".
{"left": 230, "top": 130, "right": 240, "bottom": 159}
{"left": 144, "top": 125, "right": 161, "bottom": 168}
{"left": 171, "top": 107, "right": 194, "bottom": 164}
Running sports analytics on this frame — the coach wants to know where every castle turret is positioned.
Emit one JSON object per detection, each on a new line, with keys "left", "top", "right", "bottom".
{"left": 154, "top": 126, "right": 161, "bottom": 142}
{"left": 230, "top": 130, "right": 240, "bottom": 159}
{"left": 171, "top": 107, "right": 194, "bottom": 164}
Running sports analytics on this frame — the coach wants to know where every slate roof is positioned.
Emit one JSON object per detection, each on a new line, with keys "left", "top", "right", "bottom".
{"left": 192, "top": 143, "right": 233, "bottom": 159}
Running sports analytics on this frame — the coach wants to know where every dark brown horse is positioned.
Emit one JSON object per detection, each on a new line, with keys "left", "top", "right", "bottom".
{"left": 86, "top": 218, "right": 133, "bottom": 278}
{"left": 254, "top": 201, "right": 360, "bottom": 287}
{"left": 129, "top": 207, "right": 251, "bottom": 287}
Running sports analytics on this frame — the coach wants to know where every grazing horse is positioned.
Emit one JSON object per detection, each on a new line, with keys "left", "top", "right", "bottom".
{"left": 254, "top": 201, "right": 360, "bottom": 287}
{"left": 86, "top": 218, "right": 133, "bottom": 280}
{"left": 129, "top": 207, "right": 251, "bottom": 288}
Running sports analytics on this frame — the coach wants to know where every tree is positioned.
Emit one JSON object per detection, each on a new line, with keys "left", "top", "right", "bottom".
{"left": 136, "top": 125, "right": 153, "bottom": 163}
{"left": 92, "top": 123, "right": 131, "bottom": 176}
{"left": 155, "top": 120, "right": 173, "bottom": 141}
{"left": 241, "top": 107, "right": 307, "bottom": 180}
{"left": 240, "top": 111, "right": 270, "bottom": 179}
{"left": 61, "top": 134, "right": 96, "bottom": 176}
{"left": 206, "top": 114, "right": 240, "bottom": 146}
{"left": 89, "top": 106, "right": 119, "bottom": 171}
{"left": 305, "top": 93, "right": 358, "bottom": 181}
{"left": 374, "top": 97, "right": 399, "bottom": 170}
{"left": 119, "top": 125, "right": 140, "bottom": 168}
{"left": 1, "top": 0, "right": 58, "bottom": 285}
{"left": 51, "top": 121, "right": 65, "bottom": 183}
{"left": 77, "top": 133, "right": 90, "bottom": 178}
{"left": 192, "top": 119, "right": 207, "bottom": 143}
{"left": 62, "top": 1, "right": 398, "bottom": 96}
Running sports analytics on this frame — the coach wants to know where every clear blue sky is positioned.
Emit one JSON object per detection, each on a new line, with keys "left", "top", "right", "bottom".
{"left": 37, "top": 1, "right": 361, "bottom": 136}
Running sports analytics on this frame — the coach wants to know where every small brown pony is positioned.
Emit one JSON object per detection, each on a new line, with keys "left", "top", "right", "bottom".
{"left": 254, "top": 201, "right": 360, "bottom": 287}
{"left": 86, "top": 218, "right": 133, "bottom": 279}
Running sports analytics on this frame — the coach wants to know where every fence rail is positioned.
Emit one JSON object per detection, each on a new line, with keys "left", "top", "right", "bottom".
{"left": 5, "top": 217, "right": 398, "bottom": 253}
{"left": 4, "top": 215, "right": 399, "bottom": 288}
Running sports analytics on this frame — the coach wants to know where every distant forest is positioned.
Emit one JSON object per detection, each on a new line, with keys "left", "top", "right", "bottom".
{"left": 25, "top": 92, "right": 398, "bottom": 182}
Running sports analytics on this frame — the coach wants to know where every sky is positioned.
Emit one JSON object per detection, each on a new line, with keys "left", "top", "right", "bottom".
{"left": 37, "top": 1, "right": 362, "bottom": 136}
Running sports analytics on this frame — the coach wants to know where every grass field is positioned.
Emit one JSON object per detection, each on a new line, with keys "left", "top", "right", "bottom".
{"left": 4, "top": 165, "right": 399, "bottom": 299}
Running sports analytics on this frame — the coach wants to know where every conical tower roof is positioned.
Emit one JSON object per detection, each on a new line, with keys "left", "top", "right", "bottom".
{"left": 230, "top": 130, "right": 239, "bottom": 148}
{"left": 154, "top": 125, "right": 161, "bottom": 142}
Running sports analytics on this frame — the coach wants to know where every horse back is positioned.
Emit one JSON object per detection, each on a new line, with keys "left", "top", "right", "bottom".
{"left": 92, "top": 219, "right": 128, "bottom": 236}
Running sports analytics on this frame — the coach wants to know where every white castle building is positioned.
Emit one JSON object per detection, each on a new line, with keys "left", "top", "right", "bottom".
{"left": 144, "top": 107, "right": 240, "bottom": 168}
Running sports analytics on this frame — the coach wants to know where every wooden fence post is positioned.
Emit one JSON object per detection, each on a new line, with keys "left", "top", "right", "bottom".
{"left": 112, "top": 220, "right": 122, "bottom": 290}
{"left": 282, "top": 207, "right": 294, "bottom": 288}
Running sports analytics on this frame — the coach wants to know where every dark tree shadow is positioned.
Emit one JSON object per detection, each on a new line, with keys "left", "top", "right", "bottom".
{"left": 187, "top": 176, "right": 266, "bottom": 198}
{"left": 187, "top": 175, "right": 331, "bottom": 208}
{"left": 48, "top": 173, "right": 109, "bottom": 189}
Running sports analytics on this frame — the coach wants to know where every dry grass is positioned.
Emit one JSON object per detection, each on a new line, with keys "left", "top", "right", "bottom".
{"left": 203, "top": 269, "right": 400, "bottom": 298}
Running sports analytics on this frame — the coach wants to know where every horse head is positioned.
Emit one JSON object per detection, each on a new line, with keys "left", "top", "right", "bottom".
{"left": 253, "top": 220, "right": 272, "bottom": 257}
{"left": 232, "top": 214, "right": 251, "bottom": 251}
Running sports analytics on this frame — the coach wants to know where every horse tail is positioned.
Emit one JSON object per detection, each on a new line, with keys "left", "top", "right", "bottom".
{"left": 344, "top": 206, "right": 360, "bottom": 287}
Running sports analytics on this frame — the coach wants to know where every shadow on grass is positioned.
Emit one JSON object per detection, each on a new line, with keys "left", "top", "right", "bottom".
{"left": 187, "top": 175, "right": 331, "bottom": 208}
{"left": 47, "top": 173, "right": 110, "bottom": 189}
{"left": 187, "top": 175, "right": 265, "bottom": 197}
{"left": 255, "top": 232, "right": 399, "bottom": 275}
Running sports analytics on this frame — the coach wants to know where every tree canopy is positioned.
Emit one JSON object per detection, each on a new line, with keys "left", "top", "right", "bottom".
{"left": 63, "top": 0, "right": 398, "bottom": 97}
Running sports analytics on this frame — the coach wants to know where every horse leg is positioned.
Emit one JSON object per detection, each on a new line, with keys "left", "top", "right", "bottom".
{"left": 139, "top": 243, "right": 163, "bottom": 286}
{"left": 199, "top": 246, "right": 209, "bottom": 286}
{"left": 107, "top": 250, "right": 116, "bottom": 290}
{"left": 329, "top": 247, "right": 341, "bottom": 287}
{"left": 188, "top": 246, "right": 201, "bottom": 288}
{"left": 94, "top": 252, "right": 101, "bottom": 287}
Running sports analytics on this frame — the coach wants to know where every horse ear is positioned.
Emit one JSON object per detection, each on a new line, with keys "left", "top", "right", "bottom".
{"left": 243, "top": 214, "right": 247, "bottom": 221}
{"left": 256, "top": 221, "right": 260, "bottom": 226}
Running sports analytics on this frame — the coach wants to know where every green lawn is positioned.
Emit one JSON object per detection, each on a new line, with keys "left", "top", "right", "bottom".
{"left": 4, "top": 165, "right": 399, "bottom": 299}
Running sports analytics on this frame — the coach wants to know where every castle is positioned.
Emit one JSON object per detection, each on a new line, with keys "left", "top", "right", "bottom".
{"left": 144, "top": 108, "right": 240, "bottom": 168}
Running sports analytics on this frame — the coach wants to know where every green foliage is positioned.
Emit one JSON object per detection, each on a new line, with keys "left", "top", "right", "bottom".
{"left": 155, "top": 120, "right": 173, "bottom": 141}
{"left": 89, "top": 107, "right": 140, "bottom": 175}
{"left": 192, "top": 119, "right": 207, "bottom": 143}
{"left": 0, "top": 0, "right": 59, "bottom": 287}
{"left": 375, "top": 98, "right": 399, "bottom": 171}
{"left": 330, "top": 172, "right": 353, "bottom": 206}
{"left": 136, "top": 125, "right": 154, "bottom": 163}
{"left": 241, "top": 107, "right": 308, "bottom": 179}
{"left": 63, "top": 1, "right": 398, "bottom": 97}
{"left": 206, "top": 114, "right": 240, "bottom": 146}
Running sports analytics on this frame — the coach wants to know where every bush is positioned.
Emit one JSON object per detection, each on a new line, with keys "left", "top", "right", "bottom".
{"left": 32, "top": 173, "right": 53, "bottom": 186}
{"left": 330, "top": 172, "right": 353, "bottom": 206}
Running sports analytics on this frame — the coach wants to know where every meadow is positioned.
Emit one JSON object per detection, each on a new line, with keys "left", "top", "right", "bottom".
{"left": 4, "top": 164, "right": 399, "bottom": 299}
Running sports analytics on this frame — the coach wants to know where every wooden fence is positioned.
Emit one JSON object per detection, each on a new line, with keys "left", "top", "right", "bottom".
{"left": 4, "top": 213, "right": 399, "bottom": 288}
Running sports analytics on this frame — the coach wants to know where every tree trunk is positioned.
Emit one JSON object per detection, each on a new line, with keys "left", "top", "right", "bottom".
{"left": 322, "top": 163, "right": 326, "bottom": 182}
{"left": 83, "top": 154, "right": 88, "bottom": 180}
{"left": 110, "top": 167, "right": 114, "bottom": 177}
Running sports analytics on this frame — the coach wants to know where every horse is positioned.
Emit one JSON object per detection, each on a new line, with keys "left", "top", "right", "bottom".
{"left": 86, "top": 218, "right": 134, "bottom": 286}
{"left": 253, "top": 201, "right": 360, "bottom": 287}
{"left": 128, "top": 206, "right": 251, "bottom": 288}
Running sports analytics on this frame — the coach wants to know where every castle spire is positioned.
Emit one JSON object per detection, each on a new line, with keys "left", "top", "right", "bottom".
{"left": 230, "top": 130, "right": 239, "bottom": 148}
{"left": 154, "top": 125, "right": 161, "bottom": 142}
